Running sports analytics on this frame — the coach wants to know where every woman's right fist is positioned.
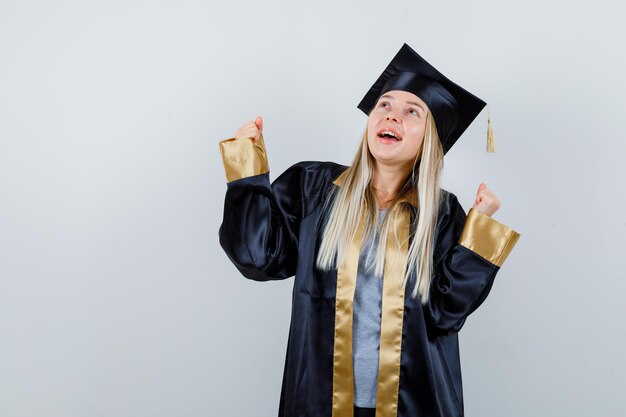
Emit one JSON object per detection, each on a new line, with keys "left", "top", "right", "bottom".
{"left": 234, "top": 116, "right": 263, "bottom": 142}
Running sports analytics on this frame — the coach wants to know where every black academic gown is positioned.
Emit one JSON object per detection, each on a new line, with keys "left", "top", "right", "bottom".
{"left": 218, "top": 135, "right": 521, "bottom": 417}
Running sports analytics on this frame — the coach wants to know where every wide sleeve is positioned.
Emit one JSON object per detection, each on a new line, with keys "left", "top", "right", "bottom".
{"left": 423, "top": 191, "right": 521, "bottom": 336}
{"left": 217, "top": 133, "right": 327, "bottom": 281}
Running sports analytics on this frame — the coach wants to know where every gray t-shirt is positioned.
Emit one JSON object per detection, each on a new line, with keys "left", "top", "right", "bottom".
{"left": 352, "top": 208, "right": 387, "bottom": 408}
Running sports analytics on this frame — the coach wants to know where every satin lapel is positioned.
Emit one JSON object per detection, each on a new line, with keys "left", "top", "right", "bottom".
{"left": 376, "top": 207, "right": 410, "bottom": 417}
{"left": 332, "top": 209, "right": 366, "bottom": 417}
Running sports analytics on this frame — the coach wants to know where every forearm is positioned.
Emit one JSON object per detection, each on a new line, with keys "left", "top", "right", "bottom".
{"left": 425, "top": 198, "right": 521, "bottom": 335}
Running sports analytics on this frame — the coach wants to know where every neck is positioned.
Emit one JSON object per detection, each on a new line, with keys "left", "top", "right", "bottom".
{"left": 371, "top": 160, "right": 413, "bottom": 209}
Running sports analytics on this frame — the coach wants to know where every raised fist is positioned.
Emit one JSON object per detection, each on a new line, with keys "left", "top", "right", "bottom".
{"left": 472, "top": 183, "right": 501, "bottom": 217}
{"left": 234, "top": 116, "right": 263, "bottom": 142}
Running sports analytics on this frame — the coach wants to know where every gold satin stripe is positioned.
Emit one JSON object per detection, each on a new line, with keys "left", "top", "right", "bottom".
{"left": 376, "top": 207, "right": 410, "bottom": 417}
{"left": 218, "top": 133, "right": 269, "bottom": 182}
{"left": 332, "top": 210, "right": 366, "bottom": 417}
{"left": 332, "top": 169, "right": 349, "bottom": 187}
{"left": 398, "top": 190, "right": 418, "bottom": 208}
{"left": 458, "top": 208, "right": 521, "bottom": 267}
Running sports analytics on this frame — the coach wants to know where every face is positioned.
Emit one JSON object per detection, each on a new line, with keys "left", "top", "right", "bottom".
{"left": 366, "top": 89, "right": 429, "bottom": 167}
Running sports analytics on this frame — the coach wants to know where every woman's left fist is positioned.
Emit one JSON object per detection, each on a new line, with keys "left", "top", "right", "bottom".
{"left": 472, "top": 183, "right": 501, "bottom": 217}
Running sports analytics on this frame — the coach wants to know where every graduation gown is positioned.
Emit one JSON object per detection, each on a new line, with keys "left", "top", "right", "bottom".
{"left": 218, "top": 134, "right": 521, "bottom": 417}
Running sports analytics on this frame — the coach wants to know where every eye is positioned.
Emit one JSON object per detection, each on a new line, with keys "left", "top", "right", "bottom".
{"left": 408, "top": 108, "right": 420, "bottom": 117}
{"left": 378, "top": 101, "right": 390, "bottom": 108}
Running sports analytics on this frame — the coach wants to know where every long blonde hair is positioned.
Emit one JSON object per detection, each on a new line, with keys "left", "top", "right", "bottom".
{"left": 315, "top": 111, "right": 444, "bottom": 303}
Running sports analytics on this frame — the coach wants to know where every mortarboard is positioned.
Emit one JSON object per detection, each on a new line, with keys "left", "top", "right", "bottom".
{"left": 357, "top": 43, "right": 496, "bottom": 154}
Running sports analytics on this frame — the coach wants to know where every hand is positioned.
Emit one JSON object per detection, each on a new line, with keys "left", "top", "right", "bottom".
{"left": 472, "top": 183, "right": 501, "bottom": 217}
{"left": 234, "top": 116, "right": 263, "bottom": 142}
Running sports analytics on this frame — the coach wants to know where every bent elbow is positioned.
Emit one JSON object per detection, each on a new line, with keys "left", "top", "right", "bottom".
{"left": 218, "top": 224, "right": 296, "bottom": 281}
{"left": 424, "top": 304, "right": 467, "bottom": 337}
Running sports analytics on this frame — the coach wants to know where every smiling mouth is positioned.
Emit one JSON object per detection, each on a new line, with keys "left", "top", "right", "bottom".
{"left": 377, "top": 130, "right": 402, "bottom": 141}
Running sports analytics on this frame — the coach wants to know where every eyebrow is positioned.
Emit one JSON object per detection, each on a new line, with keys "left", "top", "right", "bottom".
{"left": 380, "top": 94, "right": 426, "bottom": 112}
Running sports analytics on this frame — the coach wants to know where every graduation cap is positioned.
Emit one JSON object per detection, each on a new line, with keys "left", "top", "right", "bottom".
{"left": 357, "top": 43, "right": 495, "bottom": 154}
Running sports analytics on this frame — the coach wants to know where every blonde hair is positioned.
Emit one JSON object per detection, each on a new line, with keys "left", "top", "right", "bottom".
{"left": 316, "top": 111, "right": 444, "bottom": 303}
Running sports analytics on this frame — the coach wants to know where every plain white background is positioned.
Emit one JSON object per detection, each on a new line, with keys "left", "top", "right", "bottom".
{"left": 1, "top": 0, "right": 624, "bottom": 416}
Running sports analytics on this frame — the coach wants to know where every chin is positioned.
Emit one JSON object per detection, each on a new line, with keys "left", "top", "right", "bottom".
{"left": 370, "top": 143, "right": 400, "bottom": 156}
{"left": 371, "top": 152, "right": 403, "bottom": 164}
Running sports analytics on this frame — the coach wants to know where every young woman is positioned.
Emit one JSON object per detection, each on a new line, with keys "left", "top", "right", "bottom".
{"left": 218, "top": 43, "right": 520, "bottom": 417}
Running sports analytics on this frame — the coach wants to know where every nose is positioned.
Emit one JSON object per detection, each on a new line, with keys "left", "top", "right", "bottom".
{"left": 385, "top": 110, "right": 401, "bottom": 123}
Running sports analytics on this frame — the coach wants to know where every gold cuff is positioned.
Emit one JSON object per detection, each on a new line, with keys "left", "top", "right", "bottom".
{"left": 218, "top": 133, "right": 269, "bottom": 182}
{"left": 458, "top": 208, "right": 521, "bottom": 267}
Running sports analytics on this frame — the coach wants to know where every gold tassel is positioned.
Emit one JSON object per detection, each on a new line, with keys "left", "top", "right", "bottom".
{"left": 486, "top": 105, "right": 496, "bottom": 153}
